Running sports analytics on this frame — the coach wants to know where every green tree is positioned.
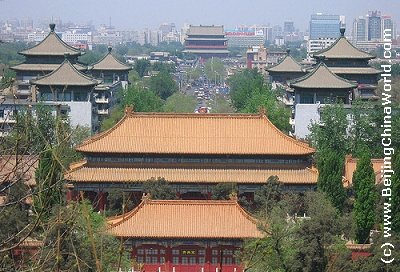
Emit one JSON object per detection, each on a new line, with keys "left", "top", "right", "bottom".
{"left": 142, "top": 178, "right": 177, "bottom": 200}
{"left": 253, "top": 176, "right": 283, "bottom": 215}
{"left": 163, "top": 92, "right": 197, "bottom": 112}
{"left": 317, "top": 149, "right": 347, "bottom": 212}
{"left": 228, "top": 69, "right": 291, "bottom": 132}
{"left": 35, "top": 201, "right": 130, "bottom": 272}
{"left": 211, "top": 183, "right": 238, "bottom": 200}
{"left": 134, "top": 59, "right": 151, "bottom": 77}
{"left": 149, "top": 70, "right": 178, "bottom": 100}
{"left": 353, "top": 151, "right": 378, "bottom": 243}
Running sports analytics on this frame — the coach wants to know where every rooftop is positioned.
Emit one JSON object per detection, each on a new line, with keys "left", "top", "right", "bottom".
{"left": 31, "top": 59, "right": 99, "bottom": 86}
{"left": 107, "top": 198, "right": 263, "bottom": 239}
{"left": 90, "top": 47, "right": 132, "bottom": 71}
{"left": 312, "top": 28, "right": 375, "bottom": 60}
{"left": 267, "top": 50, "right": 304, "bottom": 73}
{"left": 19, "top": 24, "right": 82, "bottom": 57}
{"left": 65, "top": 163, "right": 318, "bottom": 185}
{"left": 187, "top": 25, "right": 225, "bottom": 36}
{"left": 76, "top": 109, "right": 315, "bottom": 156}
{"left": 290, "top": 63, "right": 358, "bottom": 89}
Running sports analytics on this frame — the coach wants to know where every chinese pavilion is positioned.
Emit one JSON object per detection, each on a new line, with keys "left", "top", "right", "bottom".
{"left": 65, "top": 109, "right": 317, "bottom": 210}
{"left": 11, "top": 24, "right": 85, "bottom": 100}
{"left": 289, "top": 62, "right": 357, "bottom": 138}
{"left": 30, "top": 58, "right": 99, "bottom": 129}
{"left": 107, "top": 195, "right": 262, "bottom": 272}
{"left": 88, "top": 46, "right": 132, "bottom": 120}
{"left": 311, "top": 28, "right": 381, "bottom": 100}
{"left": 266, "top": 49, "right": 307, "bottom": 84}
{"left": 183, "top": 26, "right": 230, "bottom": 58}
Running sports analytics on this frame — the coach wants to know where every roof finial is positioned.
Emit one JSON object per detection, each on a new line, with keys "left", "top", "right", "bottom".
{"left": 49, "top": 23, "right": 55, "bottom": 32}
{"left": 125, "top": 106, "right": 134, "bottom": 115}
{"left": 108, "top": 45, "right": 112, "bottom": 53}
{"left": 286, "top": 49, "right": 290, "bottom": 55}
{"left": 229, "top": 192, "right": 238, "bottom": 202}
{"left": 64, "top": 52, "right": 70, "bottom": 60}
{"left": 142, "top": 193, "right": 151, "bottom": 203}
{"left": 340, "top": 27, "right": 345, "bottom": 37}
{"left": 259, "top": 106, "right": 267, "bottom": 117}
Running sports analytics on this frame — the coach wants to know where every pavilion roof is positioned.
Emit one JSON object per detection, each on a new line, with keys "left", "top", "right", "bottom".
{"left": 11, "top": 63, "right": 87, "bottom": 72}
{"left": 289, "top": 63, "right": 357, "bottom": 89}
{"left": 187, "top": 25, "right": 225, "bottom": 36}
{"left": 107, "top": 198, "right": 263, "bottom": 239}
{"left": 76, "top": 110, "right": 315, "bottom": 156}
{"left": 19, "top": 24, "right": 82, "bottom": 57}
{"left": 65, "top": 162, "right": 318, "bottom": 185}
{"left": 31, "top": 59, "right": 99, "bottom": 86}
{"left": 328, "top": 67, "right": 381, "bottom": 75}
{"left": 90, "top": 47, "right": 132, "bottom": 71}
{"left": 0, "top": 155, "right": 38, "bottom": 187}
{"left": 311, "top": 29, "right": 375, "bottom": 60}
{"left": 266, "top": 51, "right": 304, "bottom": 73}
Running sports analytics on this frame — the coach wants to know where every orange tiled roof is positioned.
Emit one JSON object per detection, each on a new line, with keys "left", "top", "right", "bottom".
{"left": 343, "top": 155, "right": 384, "bottom": 187}
{"left": 65, "top": 163, "right": 318, "bottom": 185}
{"left": 0, "top": 155, "right": 38, "bottom": 187}
{"left": 76, "top": 110, "right": 315, "bottom": 156}
{"left": 107, "top": 199, "right": 263, "bottom": 239}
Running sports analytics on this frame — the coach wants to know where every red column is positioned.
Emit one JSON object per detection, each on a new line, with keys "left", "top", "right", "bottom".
{"left": 206, "top": 244, "right": 212, "bottom": 272}
{"left": 166, "top": 245, "right": 172, "bottom": 272}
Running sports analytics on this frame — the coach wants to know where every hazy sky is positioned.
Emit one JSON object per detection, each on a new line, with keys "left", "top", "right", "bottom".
{"left": 0, "top": 0, "right": 398, "bottom": 31}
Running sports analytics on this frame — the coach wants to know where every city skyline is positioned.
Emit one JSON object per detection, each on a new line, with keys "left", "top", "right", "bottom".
{"left": 0, "top": 0, "right": 398, "bottom": 32}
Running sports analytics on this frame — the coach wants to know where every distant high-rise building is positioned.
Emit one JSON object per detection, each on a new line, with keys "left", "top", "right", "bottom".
{"left": 368, "top": 11, "right": 381, "bottom": 41}
{"left": 353, "top": 16, "right": 368, "bottom": 42}
{"left": 381, "top": 15, "right": 396, "bottom": 40}
{"left": 309, "top": 14, "right": 342, "bottom": 39}
{"left": 284, "top": 21, "right": 295, "bottom": 33}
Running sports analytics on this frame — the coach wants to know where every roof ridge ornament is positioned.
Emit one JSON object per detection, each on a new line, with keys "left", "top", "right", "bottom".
{"left": 108, "top": 45, "right": 112, "bottom": 53}
{"left": 142, "top": 193, "right": 151, "bottom": 203}
{"left": 125, "top": 106, "right": 134, "bottom": 115}
{"left": 49, "top": 23, "right": 55, "bottom": 32}
{"left": 229, "top": 192, "right": 238, "bottom": 202}
{"left": 258, "top": 106, "right": 267, "bottom": 117}
{"left": 340, "top": 27, "right": 345, "bottom": 37}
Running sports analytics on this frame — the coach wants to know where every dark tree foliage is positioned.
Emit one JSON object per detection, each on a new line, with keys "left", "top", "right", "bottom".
{"left": 317, "top": 149, "right": 347, "bottom": 212}
{"left": 253, "top": 176, "right": 283, "bottom": 215}
{"left": 353, "top": 151, "right": 378, "bottom": 243}
{"left": 142, "top": 178, "right": 177, "bottom": 200}
{"left": 134, "top": 59, "right": 151, "bottom": 78}
{"left": 211, "top": 183, "right": 238, "bottom": 200}
{"left": 228, "top": 68, "right": 291, "bottom": 133}
{"left": 149, "top": 70, "right": 178, "bottom": 100}
{"left": 105, "top": 189, "right": 135, "bottom": 217}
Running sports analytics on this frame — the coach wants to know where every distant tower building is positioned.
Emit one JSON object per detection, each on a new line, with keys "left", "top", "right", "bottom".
{"left": 353, "top": 16, "right": 368, "bottom": 43}
{"left": 284, "top": 21, "right": 295, "bottom": 34}
{"left": 368, "top": 11, "right": 381, "bottom": 41}
{"left": 309, "top": 14, "right": 341, "bottom": 39}
{"left": 381, "top": 15, "right": 396, "bottom": 41}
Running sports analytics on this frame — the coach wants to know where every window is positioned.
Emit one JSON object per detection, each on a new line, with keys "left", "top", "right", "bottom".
{"left": 199, "top": 257, "right": 205, "bottom": 264}
{"left": 172, "top": 249, "right": 179, "bottom": 255}
{"left": 212, "top": 250, "right": 218, "bottom": 256}
{"left": 182, "top": 257, "right": 188, "bottom": 264}
{"left": 160, "top": 257, "right": 165, "bottom": 264}
{"left": 137, "top": 249, "right": 144, "bottom": 254}
{"left": 0, "top": 110, "right": 4, "bottom": 119}
{"left": 212, "top": 257, "right": 218, "bottom": 264}
{"left": 136, "top": 256, "right": 143, "bottom": 263}
{"left": 198, "top": 249, "right": 205, "bottom": 255}
{"left": 189, "top": 257, "right": 196, "bottom": 264}
{"left": 173, "top": 257, "right": 179, "bottom": 264}
{"left": 151, "top": 256, "right": 158, "bottom": 263}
